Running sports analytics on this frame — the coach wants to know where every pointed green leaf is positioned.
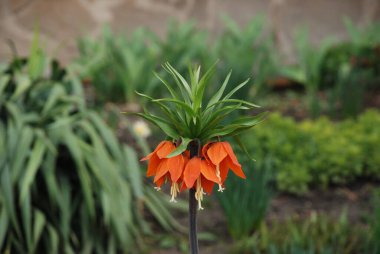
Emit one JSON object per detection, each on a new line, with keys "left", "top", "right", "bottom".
{"left": 206, "top": 70, "right": 231, "bottom": 109}
{"left": 153, "top": 98, "right": 195, "bottom": 117}
{"left": 166, "top": 137, "right": 192, "bottom": 158}
{"left": 124, "top": 145, "right": 144, "bottom": 199}
{"left": 153, "top": 72, "right": 179, "bottom": 100}
{"left": 132, "top": 112, "right": 179, "bottom": 139}
{"left": 164, "top": 62, "right": 192, "bottom": 97}
{"left": 20, "top": 136, "right": 46, "bottom": 204}
{"left": 0, "top": 205, "right": 9, "bottom": 248}
{"left": 32, "top": 209, "right": 46, "bottom": 252}
{"left": 193, "top": 61, "right": 217, "bottom": 112}
{"left": 233, "top": 136, "right": 256, "bottom": 161}
{"left": 223, "top": 78, "right": 250, "bottom": 101}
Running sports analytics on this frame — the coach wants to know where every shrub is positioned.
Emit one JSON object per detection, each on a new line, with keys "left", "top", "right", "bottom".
{"left": 243, "top": 110, "right": 380, "bottom": 193}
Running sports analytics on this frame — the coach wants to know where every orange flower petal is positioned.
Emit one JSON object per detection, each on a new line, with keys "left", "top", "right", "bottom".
{"left": 154, "top": 159, "right": 170, "bottom": 183}
{"left": 168, "top": 155, "right": 185, "bottom": 182}
{"left": 146, "top": 154, "right": 160, "bottom": 177}
{"left": 183, "top": 150, "right": 190, "bottom": 159}
{"left": 201, "top": 176, "right": 215, "bottom": 194}
{"left": 156, "top": 141, "right": 176, "bottom": 159}
{"left": 180, "top": 181, "right": 188, "bottom": 192}
{"left": 207, "top": 142, "right": 228, "bottom": 165}
{"left": 219, "top": 159, "right": 230, "bottom": 183}
{"left": 201, "top": 142, "right": 212, "bottom": 163}
{"left": 155, "top": 173, "right": 167, "bottom": 187}
{"left": 222, "top": 142, "right": 241, "bottom": 167}
{"left": 141, "top": 141, "right": 167, "bottom": 161}
{"left": 226, "top": 157, "right": 246, "bottom": 179}
{"left": 183, "top": 157, "right": 201, "bottom": 188}
{"left": 200, "top": 160, "right": 219, "bottom": 183}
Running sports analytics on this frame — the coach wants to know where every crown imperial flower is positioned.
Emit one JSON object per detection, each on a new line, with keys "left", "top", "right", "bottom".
{"left": 130, "top": 63, "right": 265, "bottom": 209}
{"left": 128, "top": 62, "right": 266, "bottom": 253}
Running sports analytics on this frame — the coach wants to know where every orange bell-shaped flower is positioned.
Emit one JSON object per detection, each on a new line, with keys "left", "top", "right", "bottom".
{"left": 141, "top": 141, "right": 175, "bottom": 177}
{"left": 141, "top": 141, "right": 187, "bottom": 202}
{"left": 204, "top": 142, "right": 246, "bottom": 192}
{"left": 183, "top": 157, "right": 220, "bottom": 209}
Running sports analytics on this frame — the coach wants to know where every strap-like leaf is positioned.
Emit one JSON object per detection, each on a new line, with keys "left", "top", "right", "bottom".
{"left": 133, "top": 112, "right": 179, "bottom": 139}
{"left": 233, "top": 136, "right": 256, "bottom": 162}
{"left": 153, "top": 72, "right": 179, "bottom": 100}
{"left": 166, "top": 137, "right": 192, "bottom": 158}
{"left": 206, "top": 70, "right": 231, "bottom": 109}
{"left": 20, "top": 136, "right": 46, "bottom": 204}
{"left": 163, "top": 63, "right": 192, "bottom": 103}
{"left": 193, "top": 61, "right": 217, "bottom": 112}
{"left": 153, "top": 98, "right": 195, "bottom": 117}
{"left": 223, "top": 78, "right": 250, "bottom": 101}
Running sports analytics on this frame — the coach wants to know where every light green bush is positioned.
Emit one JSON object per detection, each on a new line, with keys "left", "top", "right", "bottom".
{"left": 243, "top": 110, "right": 380, "bottom": 193}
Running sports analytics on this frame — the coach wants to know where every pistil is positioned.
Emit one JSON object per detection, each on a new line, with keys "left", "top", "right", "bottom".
{"left": 170, "top": 182, "right": 180, "bottom": 202}
{"left": 194, "top": 178, "right": 204, "bottom": 210}
{"left": 216, "top": 164, "right": 225, "bottom": 192}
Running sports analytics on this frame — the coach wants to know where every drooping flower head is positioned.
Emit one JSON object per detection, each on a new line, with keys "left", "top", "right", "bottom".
{"left": 204, "top": 142, "right": 246, "bottom": 191}
{"left": 128, "top": 62, "right": 266, "bottom": 209}
{"left": 141, "top": 141, "right": 186, "bottom": 201}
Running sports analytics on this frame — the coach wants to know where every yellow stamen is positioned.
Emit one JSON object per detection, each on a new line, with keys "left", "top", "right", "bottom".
{"left": 195, "top": 178, "right": 204, "bottom": 210}
{"left": 216, "top": 164, "right": 225, "bottom": 192}
{"left": 170, "top": 182, "right": 180, "bottom": 202}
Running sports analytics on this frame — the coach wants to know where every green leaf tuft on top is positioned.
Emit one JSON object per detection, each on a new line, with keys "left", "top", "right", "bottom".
{"left": 124, "top": 63, "right": 265, "bottom": 143}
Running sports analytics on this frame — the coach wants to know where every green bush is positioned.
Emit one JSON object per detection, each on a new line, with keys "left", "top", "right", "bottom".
{"left": 243, "top": 110, "right": 380, "bottom": 193}
{"left": 0, "top": 39, "right": 182, "bottom": 253}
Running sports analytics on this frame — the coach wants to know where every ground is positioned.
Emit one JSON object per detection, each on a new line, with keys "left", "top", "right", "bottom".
{"left": 149, "top": 182, "right": 376, "bottom": 254}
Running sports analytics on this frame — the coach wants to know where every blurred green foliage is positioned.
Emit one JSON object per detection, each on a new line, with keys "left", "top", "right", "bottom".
{"left": 217, "top": 157, "right": 273, "bottom": 240}
{"left": 366, "top": 189, "right": 380, "bottom": 253}
{"left": 1, "top": 15, "right": 380, "bottom": 253}
{"left": 215, "top": 15, "right": 278, "bottom": 98}
{"left": 0, "top": 36, "right": 183, "bottom": 253}
{"left": 75, "top": 18, "right": 379, "bottom": 119}
{"left": 75, "top": 17, "right": 278, "bottom": 105}
{"left": 225, "top": 189, "right": 380, "bottom": 254}
{"left": 289, "top": 20, "right": 380, "bottom": 118}
{"left": 243, "top": 110, "right": 380, "bottom": 193}
{"left": 76, "top": 27, "right": 160, "bottom": 103}
{"left": 232, "top": 211, "right": 372, "bottom": 254}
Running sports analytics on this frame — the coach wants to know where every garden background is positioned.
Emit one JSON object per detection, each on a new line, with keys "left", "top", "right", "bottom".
{"left": 1, "top": 0, "right": 380, "bottom": 253}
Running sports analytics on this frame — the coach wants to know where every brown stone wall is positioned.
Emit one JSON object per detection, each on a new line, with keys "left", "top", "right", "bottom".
{"left": 0, "top": 0, "right": 379, "bottom": 63}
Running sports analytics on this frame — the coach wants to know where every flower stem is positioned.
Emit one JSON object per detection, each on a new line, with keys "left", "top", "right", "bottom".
{"left": 189, "top": 188, "right": 198, "bottom": 254}
{"left": 188, "top": 140, "right": 200, "bottom": 254}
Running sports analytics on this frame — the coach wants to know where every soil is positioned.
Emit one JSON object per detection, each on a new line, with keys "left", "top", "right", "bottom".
{"left": 150, "top": 182, "right": 377, "bottom": 254}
